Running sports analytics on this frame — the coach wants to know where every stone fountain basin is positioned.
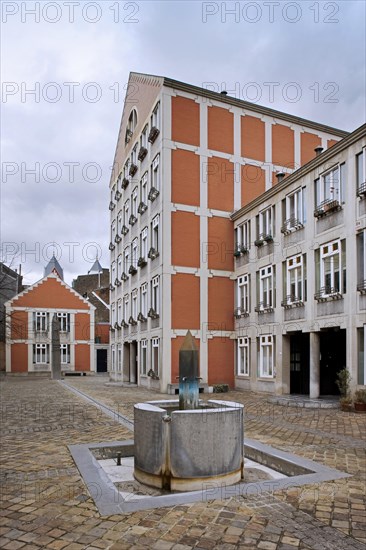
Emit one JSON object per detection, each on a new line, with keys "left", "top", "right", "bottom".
{"left": 134, "top": 399, "right": 244, "bottom": 492}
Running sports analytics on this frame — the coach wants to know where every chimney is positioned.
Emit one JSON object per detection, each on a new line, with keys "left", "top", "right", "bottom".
{"left": 220, "top": 91, "right": 228, "bottom": 96}
{"left": 314, "top": 146, "right": 324, "bottom": 157}
{"left": 276, "top": 172, "right": 286, "bottom": 183}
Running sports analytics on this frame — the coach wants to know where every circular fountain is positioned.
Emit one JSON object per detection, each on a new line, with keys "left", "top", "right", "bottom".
{"left": 133, "top": 332, "right": 244, "bottom": 492}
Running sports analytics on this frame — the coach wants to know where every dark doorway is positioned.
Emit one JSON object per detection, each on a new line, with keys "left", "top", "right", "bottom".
{"left": 96, "top": 349, "right": 108, "bottom": 373}
{"left": 290, "top": 333, "right": 310, "bottom": 395}
{"left": 320, "top": 329, "right": 346, "bottom": 395}
{"left": 130, "top": 341, "right": 138, "bottom": 383}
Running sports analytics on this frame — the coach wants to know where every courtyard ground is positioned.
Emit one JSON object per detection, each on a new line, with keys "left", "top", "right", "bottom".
{"left": 0, "top": 376, "right": 365, "bottom": 549}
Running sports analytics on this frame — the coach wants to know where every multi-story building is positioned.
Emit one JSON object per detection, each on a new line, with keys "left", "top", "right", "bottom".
{"left": 108, "top": 71, "right": 347, "bottom": 392}
{"left": 232, "top": 123, "right": 366, "bottom": 396}
{"left": 5, "top": 257, "right": 96, "bottom": 375}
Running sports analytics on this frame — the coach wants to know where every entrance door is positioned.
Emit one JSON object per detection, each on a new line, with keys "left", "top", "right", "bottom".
{"left": 96, "top": 349, "right": 108, "bottom": 372}
{"left": 130, "top": 341, "right": 138, "bottom": 383}
{"left": 320, "top": 329, "right": 346, "bottom": 395}
{"left": 290, "top": 333, "right": 310, "bottom": 394}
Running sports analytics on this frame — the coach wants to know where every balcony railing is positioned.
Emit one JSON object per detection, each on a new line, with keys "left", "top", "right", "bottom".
{"left": 148, "top": 126, "right": 160, "bottom": 144}
{"left": 234, "top": 307, "right": 250, "bottom": 318}
{"left": 121, "top": 272, "right": 128, "bottom": 282}
{"left": 121, "top": 177, "right": 129, "bottom": 190}
{"left": 129, "top": 163, "right": 138, "bottom": 177}
{"left": 109, "top": 201, "right": 115, "bottom": 211}
{"left": 137, "top": 257, "right": 147, "bottom": 268}
{"left": 148, "top": 307, "right": 159, "bottom": 319}
{"left": 138, "top": 202, "right": 148, "bottom": 214}
{"left": 128, "top": 265, "right": 137, "bottom": 276}
{"left": 129, "top": 214, "right": 138, "bottom": 226}
{"left": 114, "top": 190, "right": 122, "bottom": 201}
{"left": 357, "top": 182, "right": 366, "bottom": 198}
{"left": 254, "top": 302, "right": 274, "bottom": 313}
{"left": 109, "top": 242, "right": 115, "bottom": 251}
{"left": 314, "top": 287, "right": 342, "bottom": 301}
{"left": 114, "top": 234, "right": 122, "bottom": 243}
{"left": 148, "top": 187, "right": 160, "bottom": 202}
{"left": 234, "top": 244, "right": 249, "bottom": 257}
{"left": 137, "top": 312, "right": 147, "bottom": 323}
{"left": 281, "top": 295, "right": 304, "bottom": 308}
{"left": 357, "top": 280, "right": 366, "bottom": 294}
{"left": 254, "top": 234, "right": 273, "bottom": 247}
{"left": 280, "top": 217, "right": 304, "bottom": 234}
{"left": 148, "top": 247, "right": 159, "bottom": 260}
{"left": 138, "top": 147, "right": 148, "bottom": 162}
{"left": 314, "top": 198, "right": 341, "bottom": 218}
{"left": 121, "top": 225, "right": 129, "bottom": 236}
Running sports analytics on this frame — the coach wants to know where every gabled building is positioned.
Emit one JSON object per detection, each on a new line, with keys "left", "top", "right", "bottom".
{"left": 232, "top": 123, "right": 366, "bottom": 396}
{"left": 5, "top": 258, "right": 95, "bottom": 375}
{"left": 108, "top": 71, "right": 348, "bottom": 392}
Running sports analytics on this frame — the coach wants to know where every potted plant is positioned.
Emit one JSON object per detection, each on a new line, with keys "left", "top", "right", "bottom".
{"left": 353, "top": 389, "right": 366, "bottom": 413}
{"left": 336, "top": 368, "right": 352, "bottom": 411}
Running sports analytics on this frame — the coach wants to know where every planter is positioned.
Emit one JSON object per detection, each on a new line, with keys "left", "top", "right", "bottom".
{"left": 354, "top": 402, "right": 366, "bottom": 413}
{"left": 340, "top": 403, "right": 353, "bottom": 412}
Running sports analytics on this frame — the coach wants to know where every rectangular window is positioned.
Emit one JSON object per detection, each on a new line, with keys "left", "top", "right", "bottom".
{"left": 33, "top": 343, "right": 49, "bottom": 364}
{"left": 282, "top": 187, "right": 306, "bottom": 231}
{"left": 152, "top": 337, "right": 159, "bottom": 375}
{"left": 140, "top": 125, "right": 148, "bottom": 149}
{"left": 237, "top": 337, "right": 249, "bottom": 376}
{"left": 123, "top": 160, "right": 130, "bottom": 181}
{"left": 131, "top": 143, "right": 138, "bottom": 166}
{"left": 141, "top": 172, "right": 148, "bottom": 205}
{"left": 56, "top": 313, "right": 70, "bottom": 332}
{"left": 111, "top": 261, "right": 116, "bottom": 284}
{"left": 258, "top": 265, "right": 274, "bottom": 310}
{"left": 34, "top": 312, "right": 48, "bottom": 332}
{"left": 132, "top": 288, "right": 138, "bottom": 320}
{"left": 141, "top": 283, "right": 148, "bottom": 316}
{"left": 132, "top": 187, "right": 138, "bottom": 217}
{"left": 315, "top": 164, "right": 345, "bottom": 207}
{"left": 117, "top": 210, "right": 123, "bottom": 235}
{"left": 357, "top": 230, "right": 366, "bottom": 290}
{"left": 152, "top": 276, "right": 160, "bottom": 314}
{"left": 151, "top": 102, "right": 160, "bottom": 129}
{"left": 285, "top": 254, "right": 305, "bottom": 304}
{"left": 124, "top": 199, "right": 130, "bottom": 226}
{"left": 60, "top": 344, "right": 70, "bottom": 364}
{"left": 258, "top": 335, "right": 274, "bottom": 378}
{"left": 140, "top": 339, "right": 147, "bottom": 375}
{"left": 111, "top": 303, "right": 116, "bottom": 326}
{"left": 117, "top": 254, "right": 122, "bottom": 279}
{"left": 124, "top": 247, "right": 130, "bottom": 273}
{"left": 257, "top": 206, "right": 274, "bottom": 241}
{"left": 131, "top": 238, "right": 138, "bottom": 268}
{"left": 151, "top": 155, "right": 160, "bottom": 193}
{"left": 357, "top": 149, "right": 365, "bottom": 192}
{"left": 117, "top": 299, "right": 122, "bottom": 324}
{"left": 118, "top": 346, "right": 122, "bottom": 372}
{"left": 318, "top": 239, "right": 346, "bottom": 296}
{"left": 111, "top": 346, "right": 115, "bottom": 371}
{"left": 111, "top": 220, "right": 116, "bottom": 243}
{"left": 141, "top": 227, "right": 148, "bottom": 259}
{"left": 123, "top": 294, "right": 129, "bottom": 321}
{"left": 151, "top": 215, "right": 160, "bottom": 252}
{"left": 237, "top": 275, "right": 250, "bottom": 313}
{"left": 235, "top": 220, "right": 250, "bottom": 251}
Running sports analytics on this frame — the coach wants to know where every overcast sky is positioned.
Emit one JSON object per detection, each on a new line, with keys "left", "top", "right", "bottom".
{"left": 1, "top": 0, "right": 365, "bottom": 285}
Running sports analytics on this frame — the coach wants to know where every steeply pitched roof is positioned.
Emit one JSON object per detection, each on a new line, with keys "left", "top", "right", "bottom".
{"left": 88, "top": 259, "right": 103, "bottom": 274}
{"left": 44, "top": 255, "right": 64, "bottom": 280}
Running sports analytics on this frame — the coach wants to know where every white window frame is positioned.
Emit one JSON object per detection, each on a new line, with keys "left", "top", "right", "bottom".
{"left": 56, "top": 313, "right": 70, "bottom": 333}
{"left": 151, "top": 102, "right": 160, "bottom": 129}
{"left": 111, "top": 220, "right": 116, "bottom": 243}
{"left": 117, "top": 254, "right": 122, "bottom": 279}
{"left": 152, "top": 276, "right": 160, "bottom": 314}
{"left": 152, "top": 215, "right": 160, "bottom": 252}
{"left": 124, "top": 247, "right": 130, "bottom": 273}
{"left": 60, "top": 344, "right": 70, "bottom": 364}
{"left": 152, "top": 337, "right": 159, "bottom": 375}
{"left": 286, "top": 254, "right": 304, "bottom": 303}
{"left": 236, "top": 220, "right": 250, "bottom": 250}
{"left": 140, "top": 339, "right": 148, "bottom": 375}
{"left": 111, "top": 261, "right": 116, "bottom": 284}
{"left": 285, "top": 187, "right": 305, "bottom": 227}
{"left": 151, "top": 154, "right": 160, "bottom": 192}
{"left": 258, "top": 206, "right": 273, "bottom": 238}
{"left": 132, "top": 288, "right": 138, "bottom": 320}
{"left": 111, "top": 345, "right": 116, "bottom": 371}
{"left": 316, "top": 164, "right": 344, "bottom": 206}
{"left": 33, "top": 343, "right": 49, "bottom": 364}
{"left": 117, "top": 210, "right": 123, "bottom": 235}
{"left": 131, "top": 143, "right": 138, "bottom": 166}
{"left": 111, "top": 303, "right": 116, "bottom": 326}
{"left": 117, "top": 299, "right": 122, "bottom": 324}
{"left": 131, "top": 238, "right": 138, "bottom": 268}
{"left": 127, "top": 109, "right": 137, "bottom": 134}
{"left": 141, "top": 283, "right": 148, "bottom": 316}
{"left": 140, "top": 125, "right": 148, "bottom": 149}
{"left": 237, "top": 275, "right": 250, "bottom": 313}
{"left": 259, "top": 335, "right": 274, "bottom": 378}
{"left": 141, "top": 172, "right": 148, "bottom": 204}
{"left": 132, "top": 187, "right": 138, "bottom": 217}
{"left": 259, "top": 265, "right": 274, "bottom": 309}
{"left": 357, "top": 148, "right": 366, "bottom": 190}
{"left": 34, "top": 312, "right": 48, "bottom": 332}
{"left": 123, "top": 160, "right": 130, "bottom": 181}
{"left": 141, "top": 227, "right": 148, "bottom": 259}
{"left": 237, "top": 337, "right": 250, "bottom": 376}
{"left": 118, "top": 345, "right": 122, "bottom": 372}
{"left": 123, "top": 294, "right": 129, "bottom": 321}
{"left": 320, "top": 239, "right": 342, "bottom": 295}
{"left": 124, "top": 199, "right": 130, "bottom": 226}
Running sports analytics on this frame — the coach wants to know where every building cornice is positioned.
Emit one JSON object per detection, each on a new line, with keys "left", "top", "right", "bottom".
{"left": 163, "top": 76, "right": 349, "bottom": 138}
{"left": 231, "top": 123, "right": 366, "bottom": 221}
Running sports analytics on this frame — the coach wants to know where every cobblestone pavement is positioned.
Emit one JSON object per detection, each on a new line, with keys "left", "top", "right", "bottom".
{"left": 0, "top": 376, "right": 365, "bottom": 549}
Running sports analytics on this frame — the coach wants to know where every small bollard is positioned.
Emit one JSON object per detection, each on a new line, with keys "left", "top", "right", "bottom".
{"left": 116, "top": 452, "right": 122, "bottom": 466}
